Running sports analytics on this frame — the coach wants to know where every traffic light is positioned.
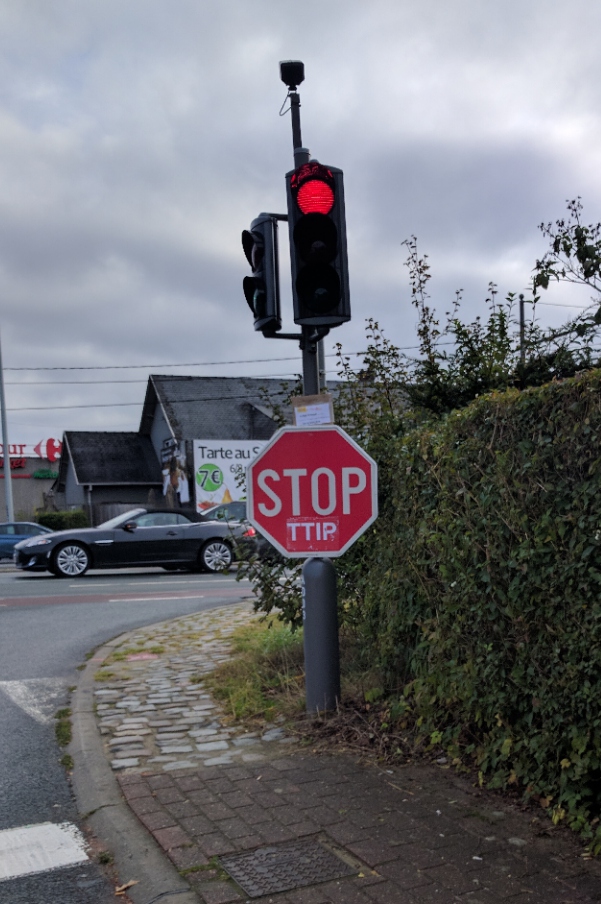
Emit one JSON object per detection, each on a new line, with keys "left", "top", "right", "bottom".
{"left": 286, "top": 160, "right": 350, "bottom": 328}
{"left": 242, "top": 214, "right": 281, "bottom": 333}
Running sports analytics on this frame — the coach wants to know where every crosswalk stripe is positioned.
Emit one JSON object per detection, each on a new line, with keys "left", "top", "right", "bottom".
{"left": 0, "top": 678, "right": 67, "bottom": 724}
{"left": 0, "top": 822, "right": 88, "bottom": 881}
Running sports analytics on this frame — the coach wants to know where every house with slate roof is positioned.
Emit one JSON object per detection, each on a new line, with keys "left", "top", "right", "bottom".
{"left": 54, "top": 375, "right": 296, "bottom": 524}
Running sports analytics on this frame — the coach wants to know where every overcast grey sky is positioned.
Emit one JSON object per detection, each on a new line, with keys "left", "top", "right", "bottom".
{"left": 1, "top": 0, "right": 600, "bottom": 445}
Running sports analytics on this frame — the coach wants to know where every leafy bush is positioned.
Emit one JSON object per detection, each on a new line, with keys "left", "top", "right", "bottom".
{"left": 360, "top": 370, "right": 601, "bottom": 847}
{"left": 37, "top": 510, "right": 89, "bottom": 531}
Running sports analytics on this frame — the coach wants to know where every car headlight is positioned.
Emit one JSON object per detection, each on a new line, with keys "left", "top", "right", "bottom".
{"left": 24, "top": 537, "right": 53, "bottom": 548}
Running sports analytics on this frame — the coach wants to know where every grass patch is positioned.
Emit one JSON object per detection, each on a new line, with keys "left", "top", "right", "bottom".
{"left": 180, "top": 856, "right": 230, "bottom": 880}
{"left": 55, "top": 708, "right": 72, "bottom": 747}
{"left": 200, "top": 616, "right": 406, "bottom": 760}
{"left": 94, "top": 669, "right": 116, "bottom": 682}
{"left": 203, "top": 618, "right": 305, "bottom": 723}
{"left": 106, "top": 644, "right": 165, "bottom": 663}
{"left": 60, "top": 753, "right": 74, "bottom": 770}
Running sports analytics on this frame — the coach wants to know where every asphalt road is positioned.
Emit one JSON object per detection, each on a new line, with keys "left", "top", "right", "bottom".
{"left": 0, "top": 565, "right": 255, "bottom": 903}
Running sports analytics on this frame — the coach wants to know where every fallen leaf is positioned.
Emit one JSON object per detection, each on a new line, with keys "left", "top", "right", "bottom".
{"left": 115, "top": 879, "right": 139, "bottom": 895}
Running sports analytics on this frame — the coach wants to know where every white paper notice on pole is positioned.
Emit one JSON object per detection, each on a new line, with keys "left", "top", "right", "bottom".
{"left": 292, "top": 393, "right": 334, "bottom": 426}
{"left": 193, "top": 439, "right": 266, "bottom": 513}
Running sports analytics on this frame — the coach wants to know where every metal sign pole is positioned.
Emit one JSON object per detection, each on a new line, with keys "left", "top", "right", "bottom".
{"left": 302, "top": 557, "right": 340, "bottom": 711}
{"left": 282, "top": 61, "right": 340, "bottom": 712}
{"left": 0, "top": 330, "right": 15, "bottom": 522}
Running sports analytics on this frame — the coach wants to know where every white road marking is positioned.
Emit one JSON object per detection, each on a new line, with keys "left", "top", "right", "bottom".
{"left": 108, "top": 594, "right": 205, "bottom": 602}
{"left": 67, "top": 577, "right": 241, "bottom": 588}
{"left": 0, "top": 678, "right": 67, "bottom": 724}
{"left": 0, "top": 822, "right": 88, "bottom": 881}
{"left": 132, "top": 578, "right": 240, "bottom": 585}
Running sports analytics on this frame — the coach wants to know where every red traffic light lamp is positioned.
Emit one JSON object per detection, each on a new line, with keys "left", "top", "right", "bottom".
{"left": 286, "top": 161, "right": 350, "bottom": 328}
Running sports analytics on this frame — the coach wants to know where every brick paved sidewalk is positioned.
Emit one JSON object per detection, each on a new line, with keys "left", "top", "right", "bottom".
{"left": 118, "top": 755, "right": 601, "bottom": 903}
{"left": 91, "top": 604, "right": 601, "bottom": 903}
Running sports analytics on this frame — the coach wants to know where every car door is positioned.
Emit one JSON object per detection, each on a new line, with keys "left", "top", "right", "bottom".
{"left": 119, "top": 512, "right": 186, "bottom": 565}
{"left": 0, "top": 523, "right": 16, "bottom": 558}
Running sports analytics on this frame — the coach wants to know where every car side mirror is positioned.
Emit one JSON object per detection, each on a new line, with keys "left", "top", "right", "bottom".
{"left": 123, "top": 522, "right": 137, "bottom": 532}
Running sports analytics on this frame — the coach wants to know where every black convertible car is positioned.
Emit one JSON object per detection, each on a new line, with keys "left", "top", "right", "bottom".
{"left": 13, "top": 508, "right": 256, "bottom": 577}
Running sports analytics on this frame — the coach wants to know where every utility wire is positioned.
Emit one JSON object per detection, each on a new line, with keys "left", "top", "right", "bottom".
{"left": 3, "top": 344, "right": 452, "bottom": 372}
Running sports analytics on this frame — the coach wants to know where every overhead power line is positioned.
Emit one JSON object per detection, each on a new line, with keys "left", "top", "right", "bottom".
{"left": 3, "top": 344, "right": 447, "bottom": 372}
{"left": 6, "top": 390, "right": 295, "bottom": 413}
{"left": 3, "top": 353, "right": 340, "bottom": 372}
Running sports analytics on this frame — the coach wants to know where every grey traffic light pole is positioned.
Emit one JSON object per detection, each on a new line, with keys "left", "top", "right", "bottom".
{"left": 0, "top": 330, "right": 15, "bottom": 522}
{"left": 281, "top": 61, "right": 341, "bottom": 713}
{"left": 286, "top": 83, "right": 321, "bottom": 397}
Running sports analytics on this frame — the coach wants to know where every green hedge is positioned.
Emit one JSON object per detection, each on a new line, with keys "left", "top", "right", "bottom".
{"left": 357, "top": 369, "right": 601, "bottom": 846}
{"left": 37, "top": 510, "right": 89, "bottom": 531}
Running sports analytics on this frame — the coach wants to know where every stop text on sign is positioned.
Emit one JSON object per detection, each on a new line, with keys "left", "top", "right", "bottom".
{"left": 247, "top": 425, "right": 378, "bottom": 557}
{"left": 256, "top": 466, "right": 366, "bottom": 516}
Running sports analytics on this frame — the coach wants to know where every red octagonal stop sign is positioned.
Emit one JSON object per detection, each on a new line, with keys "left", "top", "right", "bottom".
{"left": 247, "top": 425, "right": 378, "bottom": 557}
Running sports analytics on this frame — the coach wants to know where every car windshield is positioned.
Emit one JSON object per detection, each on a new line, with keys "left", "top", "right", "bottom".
{"left": 203, "top": 502, "right": 247, "bottom": 521}
{"left": 96, "top": 509, "right": 146, "bottom": 530}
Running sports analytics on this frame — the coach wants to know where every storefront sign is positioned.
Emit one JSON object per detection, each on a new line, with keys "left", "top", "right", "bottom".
{"left": 0, "top": 439, "right": 62, "bottom": 461}
{"left": 0, "top": 457, "right": 26, "bottom": 469}
{"left": 193, "top": 440, "right": 265, "bottom": 513}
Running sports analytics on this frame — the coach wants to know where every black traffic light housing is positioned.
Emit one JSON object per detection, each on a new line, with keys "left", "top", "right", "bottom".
{"left": 242, "top": 214, "right": 281, "bottom": 334}
{"left": 286, "top": 160, "right": 350, "bottom": 328}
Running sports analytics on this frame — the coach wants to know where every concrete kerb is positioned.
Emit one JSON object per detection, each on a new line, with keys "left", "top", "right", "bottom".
{"left": 70, "top": 619, "right": 203, "bottom": 904}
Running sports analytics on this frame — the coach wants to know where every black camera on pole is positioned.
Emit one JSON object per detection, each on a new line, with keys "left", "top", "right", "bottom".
{"left": 242, "top": 214, "right": 281, "bottom": 333}
{"left": 285, "top": 161, "right": 350, "bottom": 328}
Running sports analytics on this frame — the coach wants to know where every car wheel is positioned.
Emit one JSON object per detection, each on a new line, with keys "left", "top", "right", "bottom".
{"left": 52, "top": 542, "right": 90, "bottom": 578}
{"left": 199, "top": 539, "right": 232, "bottom": 573}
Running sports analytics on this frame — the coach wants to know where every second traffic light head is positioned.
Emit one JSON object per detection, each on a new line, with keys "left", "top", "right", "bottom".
{"left": 286, "top": 160, "right": 351, "bottom": 328}
{"left": 242, "top": 214, "right": 281, "bottom": 334}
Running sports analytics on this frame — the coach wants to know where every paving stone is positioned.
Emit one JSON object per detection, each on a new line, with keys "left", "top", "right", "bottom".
{"left": 261, "top": 727, "right": 286, "bottom": 741}
{"left": 180, "top": 814, "right": 216, "bottom": 837}
{"left": 197, "top": 832, "right": 237, "bottom": 857}
{"left": 231, "top": 737, "right": 259, "bottom": 747}
{"left": 138, "top": 810, "right": 178, "bottom": 832}
{"left": 111, "top": 757, "right": 140, "bottom": 769}
{"left": 109, "top": 735, "right": 147, "bottom": 746}
{"left": 151, "top": 825, "right": 192, "bottom": 850}
{"left": 163, "top": 760, "right": 199, "bottom": 771}
{"left": 166, "top": 844, "right": 209, "bottom": 871}
{"left": 196, "top": 740, "right": 230, "bottom": 752}
{"left": 159, "top": 745, "right": 195, "bottom": 754}
{"left": 128, "top": 795, "right": 165, "bottom": 816}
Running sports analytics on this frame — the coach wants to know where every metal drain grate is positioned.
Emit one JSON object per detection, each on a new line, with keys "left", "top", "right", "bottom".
{"left": 219, "top": 838, "right": 355, "bottom": 898}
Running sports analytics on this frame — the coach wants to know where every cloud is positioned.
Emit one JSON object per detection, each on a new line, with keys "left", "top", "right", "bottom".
{"left": 0, "top": 0, "right": 598, "bottom": 443}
